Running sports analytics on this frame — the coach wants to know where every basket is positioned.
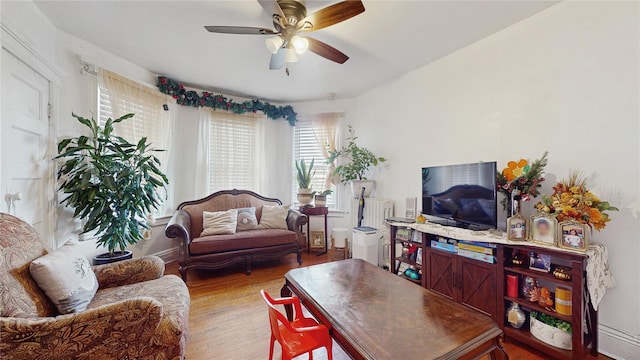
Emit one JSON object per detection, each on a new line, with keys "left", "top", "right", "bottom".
{"left": 530, "top": 317, "right": 572, "bottom": 350}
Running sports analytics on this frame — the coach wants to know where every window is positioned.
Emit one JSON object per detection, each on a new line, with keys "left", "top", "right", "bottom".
{"left": 208, "top": 111, "right": 261, "bottom": 192}
{"left": 97, "top": 69, "right": 173, "bottom": 215}
{"left": 293, "top": 123, "right": 338, "bottom": 209}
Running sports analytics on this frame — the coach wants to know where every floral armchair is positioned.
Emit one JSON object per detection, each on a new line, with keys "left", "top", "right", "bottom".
{"left": 0, "top": 213, "right": 190, "bottom": 359}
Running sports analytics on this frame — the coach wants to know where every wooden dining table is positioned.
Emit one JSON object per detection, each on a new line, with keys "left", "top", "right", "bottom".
{"left": 281, "top": 259, "right": 508, "bottom": 360}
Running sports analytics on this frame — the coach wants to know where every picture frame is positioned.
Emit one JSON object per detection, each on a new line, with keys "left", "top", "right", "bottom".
{"left": 529, "top": 252, "right": 552, "bottom": 273}
{"left": 416, "top": 247, "right": 423, "bottom": 266}
{"left": 310, "top": 231, "right": 325, "bottom": 249}
{"left": 557, "top": 220, "right": 589, "bottom": 252}
{"left": 507, "top": 214, "right": 528, "bottom": 241}
{"left": 529, "top": 213, "right": 558, "bottom": 246}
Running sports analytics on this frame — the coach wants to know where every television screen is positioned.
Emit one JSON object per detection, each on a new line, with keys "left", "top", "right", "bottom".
{"left": 422, "top": 162, "right": 497, "bottom": 229}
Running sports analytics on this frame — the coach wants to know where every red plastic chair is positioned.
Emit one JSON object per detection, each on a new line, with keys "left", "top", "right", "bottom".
{"left": 261, "top": 290, "right": 333, "bottom": 360}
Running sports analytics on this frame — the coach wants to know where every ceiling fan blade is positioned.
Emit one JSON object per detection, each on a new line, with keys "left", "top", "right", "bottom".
{"left": 257, "top": 0, "right": 287, "bottom": 24}
{"left": 307, "top": 37, "right": 349, "bottom": 64}
{"left": 300, "top": 0, "right": 365, "bottom": 32}
{"left": 204, "top": 26, "right": 278, "bottom": 35}
{"left": 269, "top": 48, "right": 285, "bottom": 70}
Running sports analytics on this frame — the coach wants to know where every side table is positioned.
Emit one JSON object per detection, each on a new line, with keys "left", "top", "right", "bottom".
{"left": 300, "top": 206, "right": 329, "bottom": 256}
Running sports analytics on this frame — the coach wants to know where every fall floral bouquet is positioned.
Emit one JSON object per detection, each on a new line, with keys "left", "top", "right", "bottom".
{"left": 535, "top": 171, "right": 618, "bottom": 231}
{"left": 496, "top": 151, "right": 549, "bottom": 210}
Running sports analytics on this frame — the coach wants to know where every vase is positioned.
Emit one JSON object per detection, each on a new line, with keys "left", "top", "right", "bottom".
{"left": 314, "top": 195, "right": 326, "bottom": 207}
{"left": 506, "top": 302, "right": 526, "bottom": 329}
{"left": 297, "top": 188, "right": 314, "bottom": 206}
{"left": 509, "top": 189, "right": 522, "bottom": 217}
{"left": 93, "top": 250, "right": 133, "bottom": 265}
{"left": 350, "top": 180, "right": 375, "bottom": 198}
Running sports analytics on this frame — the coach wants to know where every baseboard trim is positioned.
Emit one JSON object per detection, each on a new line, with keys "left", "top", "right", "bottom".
{"left": 599, "top": 324, "right": 640, "bottom": 360}
{"left": 153, "top": 247, "right": 179, "bottom": 263}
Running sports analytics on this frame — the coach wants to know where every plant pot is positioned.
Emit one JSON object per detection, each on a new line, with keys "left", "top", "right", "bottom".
{"left": 297, "top": 188, "right": 314, "bottom": 206}
{"left": 530, "top": 316, "right": 572, "bottom": 350}
{"left": 314, "top": 195, "right": 327, "bottom": 207}
{"left": 350, "top": 180, "right": 375, "bottom": 198}
{"left": 93, "top": 250, "right": 133, "bottom": 266}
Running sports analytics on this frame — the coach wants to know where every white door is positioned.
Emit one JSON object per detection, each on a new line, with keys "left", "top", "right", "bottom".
{"left": 1, "top": 48, "right": 52, "bottom": 242}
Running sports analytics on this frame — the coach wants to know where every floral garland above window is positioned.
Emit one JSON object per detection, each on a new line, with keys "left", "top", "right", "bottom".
{"left": 157, "top": 76, "right": 297, "bottom": 125}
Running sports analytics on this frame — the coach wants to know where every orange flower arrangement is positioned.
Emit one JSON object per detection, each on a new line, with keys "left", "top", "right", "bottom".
{"left": 503, "top": 159, "right": 530, "bottom": 182}
{"left": 536, "top": 171, "right": 618, "bottom": 231}
{"left": 496, "top": 152, "right": 548, "bottom": 210}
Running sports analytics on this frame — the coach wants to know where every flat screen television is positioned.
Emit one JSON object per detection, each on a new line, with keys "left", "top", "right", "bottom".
{"left": 422, "top": 162, "right": 497, "bottom": 230}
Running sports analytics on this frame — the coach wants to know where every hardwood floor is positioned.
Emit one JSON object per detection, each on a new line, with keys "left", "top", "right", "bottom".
{"left": 165, "top": 253, "right": 608, "bottom": 360}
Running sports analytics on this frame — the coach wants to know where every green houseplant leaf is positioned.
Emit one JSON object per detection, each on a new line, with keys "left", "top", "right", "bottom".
{"left": 55, "top": 113, "right": 169, "bottom": 254}
{"left": 327, "top": 125, "right": 386, "bottom": 183}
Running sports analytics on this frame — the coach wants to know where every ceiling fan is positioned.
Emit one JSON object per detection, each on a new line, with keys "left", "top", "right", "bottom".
{"left": 204, "top": 0, "right": 365, "bottom": 70}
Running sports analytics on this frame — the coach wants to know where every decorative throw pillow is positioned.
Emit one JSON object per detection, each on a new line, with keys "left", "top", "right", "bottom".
{"left": 29, "top": 242, "right": 99, "bottom": 314}
{"left": 201, "top": 209, "right": 238, "bottom": 236}
{"left": 236, "top": 207, "right": 259, "bottom": 232}
{"left": 258, "top": 204, "right": 289, "bottom": 230}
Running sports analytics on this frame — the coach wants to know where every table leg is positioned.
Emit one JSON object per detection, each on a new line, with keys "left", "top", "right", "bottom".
{"left": 489, "top": 338, "right": 509, "bottom": 360}
{"left": 306, "top": 220, "right": 311, "bottom": 254}
{"left": 317, "top": 213, "right": 328, "bottom": 256}
{"left": 281, "top": 283, "right": 293, "bottom": 321}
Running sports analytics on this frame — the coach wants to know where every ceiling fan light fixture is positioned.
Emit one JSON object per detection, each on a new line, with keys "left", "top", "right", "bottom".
{"left": 265, "top": 35, "right": 284, "bottom": 54}
{"left": 284, "top": 47, "right": 298, "bottom": 63}
{"left": 291, "top": 35, "right": 309, "bottom": 54}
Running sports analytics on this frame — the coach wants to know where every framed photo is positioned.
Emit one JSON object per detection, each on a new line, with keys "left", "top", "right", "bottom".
{"left": 416, "top": 247, "right": 423, "bottom": 266}
{"left": 530, "top": 213, "right": 558, "bottom": 246}
{"left": 310, "top": 231, "right": 325, "bottom": 249}
{"left": 507, "top": 214, "right": 528, "bottom": 241}
{"left": 558, "top": 221, "right": 589, "bottom": 252}
{"left": 529, "top": 252, "right": 552, "bottom": 273}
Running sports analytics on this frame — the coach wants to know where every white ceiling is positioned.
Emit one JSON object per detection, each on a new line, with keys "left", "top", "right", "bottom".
{"left": 35, "top": 0, "right": 556, "bottom": 102}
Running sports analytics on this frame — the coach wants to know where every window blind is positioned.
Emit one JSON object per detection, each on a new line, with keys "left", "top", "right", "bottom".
{"left": 97, "top": 69, "right": 172, "bottom": 215}
{"left": 293, "top": 125, "right": 336, "bottom": 208}
{"left": 209, "top": 112, "right": 259, "bottom": 192}
{"left": 97, "top": 72, "right": 169, "bottom": 158}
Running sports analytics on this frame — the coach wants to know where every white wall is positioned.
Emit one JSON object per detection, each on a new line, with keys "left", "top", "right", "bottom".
{"left": 351, "top": 2, "right": 639, "bottom": 358}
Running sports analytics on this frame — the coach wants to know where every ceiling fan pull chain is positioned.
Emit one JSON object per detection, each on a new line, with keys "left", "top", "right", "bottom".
{"left": 286, "top": 67, "right": 290, "bottom": 77}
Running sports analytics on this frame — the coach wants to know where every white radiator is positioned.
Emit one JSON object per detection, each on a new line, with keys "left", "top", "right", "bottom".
{"left": 350, "top": 198, "right": 394, "bottom": 267}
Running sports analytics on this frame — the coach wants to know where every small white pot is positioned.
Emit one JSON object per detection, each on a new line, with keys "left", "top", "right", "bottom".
{"left": 297, "top": 188, "right": 314, "bottom": 205}
{"left": 350, "top": 180, "right": 375, "bottom": 198}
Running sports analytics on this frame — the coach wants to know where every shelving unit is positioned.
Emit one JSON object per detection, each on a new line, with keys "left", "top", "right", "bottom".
{"left": 389, "top": 223, "right": 599, "bottom": 359}
{"left": 500, "top": 244, "right": 597, "bottom": 359}
{"left": 390, "top": 226, "right": 426, "bottom": 287}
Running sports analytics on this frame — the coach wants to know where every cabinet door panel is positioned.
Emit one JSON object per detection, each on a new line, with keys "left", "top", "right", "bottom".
{"left": 428, "top": 250, "right": 455, "bottom": 299}
{"left": 459, "top": 258, "right": 496, "bottom": 319}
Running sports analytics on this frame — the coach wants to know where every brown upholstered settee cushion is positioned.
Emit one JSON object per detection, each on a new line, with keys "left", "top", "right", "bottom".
{"left": 190, "top": 229, "right": 297, "bottom": 255}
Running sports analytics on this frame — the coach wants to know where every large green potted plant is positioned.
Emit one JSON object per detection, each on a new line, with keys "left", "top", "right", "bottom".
{"left": 55, "top": 113, "right": 169, "bottom": 265}
{"left": 295, "top": 158, "right": 315, "bottom": 205}
{"left": 327, "top": 125, "right": 386, "bottom": 197}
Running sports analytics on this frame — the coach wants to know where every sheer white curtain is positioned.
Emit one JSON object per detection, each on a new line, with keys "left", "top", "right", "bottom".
{"left": 309, "top": 112, "right": 341, "bottom": 189}
{"left": 194, "top": 109, "right": 211, "bottom": 199}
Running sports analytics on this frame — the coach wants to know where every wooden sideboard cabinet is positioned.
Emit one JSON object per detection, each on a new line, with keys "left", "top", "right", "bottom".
{"left": 389, "top": 224, "right": 597, "bottom": 360}
{"left": 424, "top": 233, "right": 501, "bottom": 322}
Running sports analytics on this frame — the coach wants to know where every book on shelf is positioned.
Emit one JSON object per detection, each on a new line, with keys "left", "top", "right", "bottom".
{"left": 457, "top": 249, "right": 495, "bottom": 264}
{"left": 430, "top": 240, "right": 458, "bottom": 253}
{"left": 458, "top": 242, "right": 495, "bottom": 255}
{"left": 437, "top": 236, "right": 459, "bottom": 246}
{"left": 458, "top": 240, "right": 497, "bottom": 249}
